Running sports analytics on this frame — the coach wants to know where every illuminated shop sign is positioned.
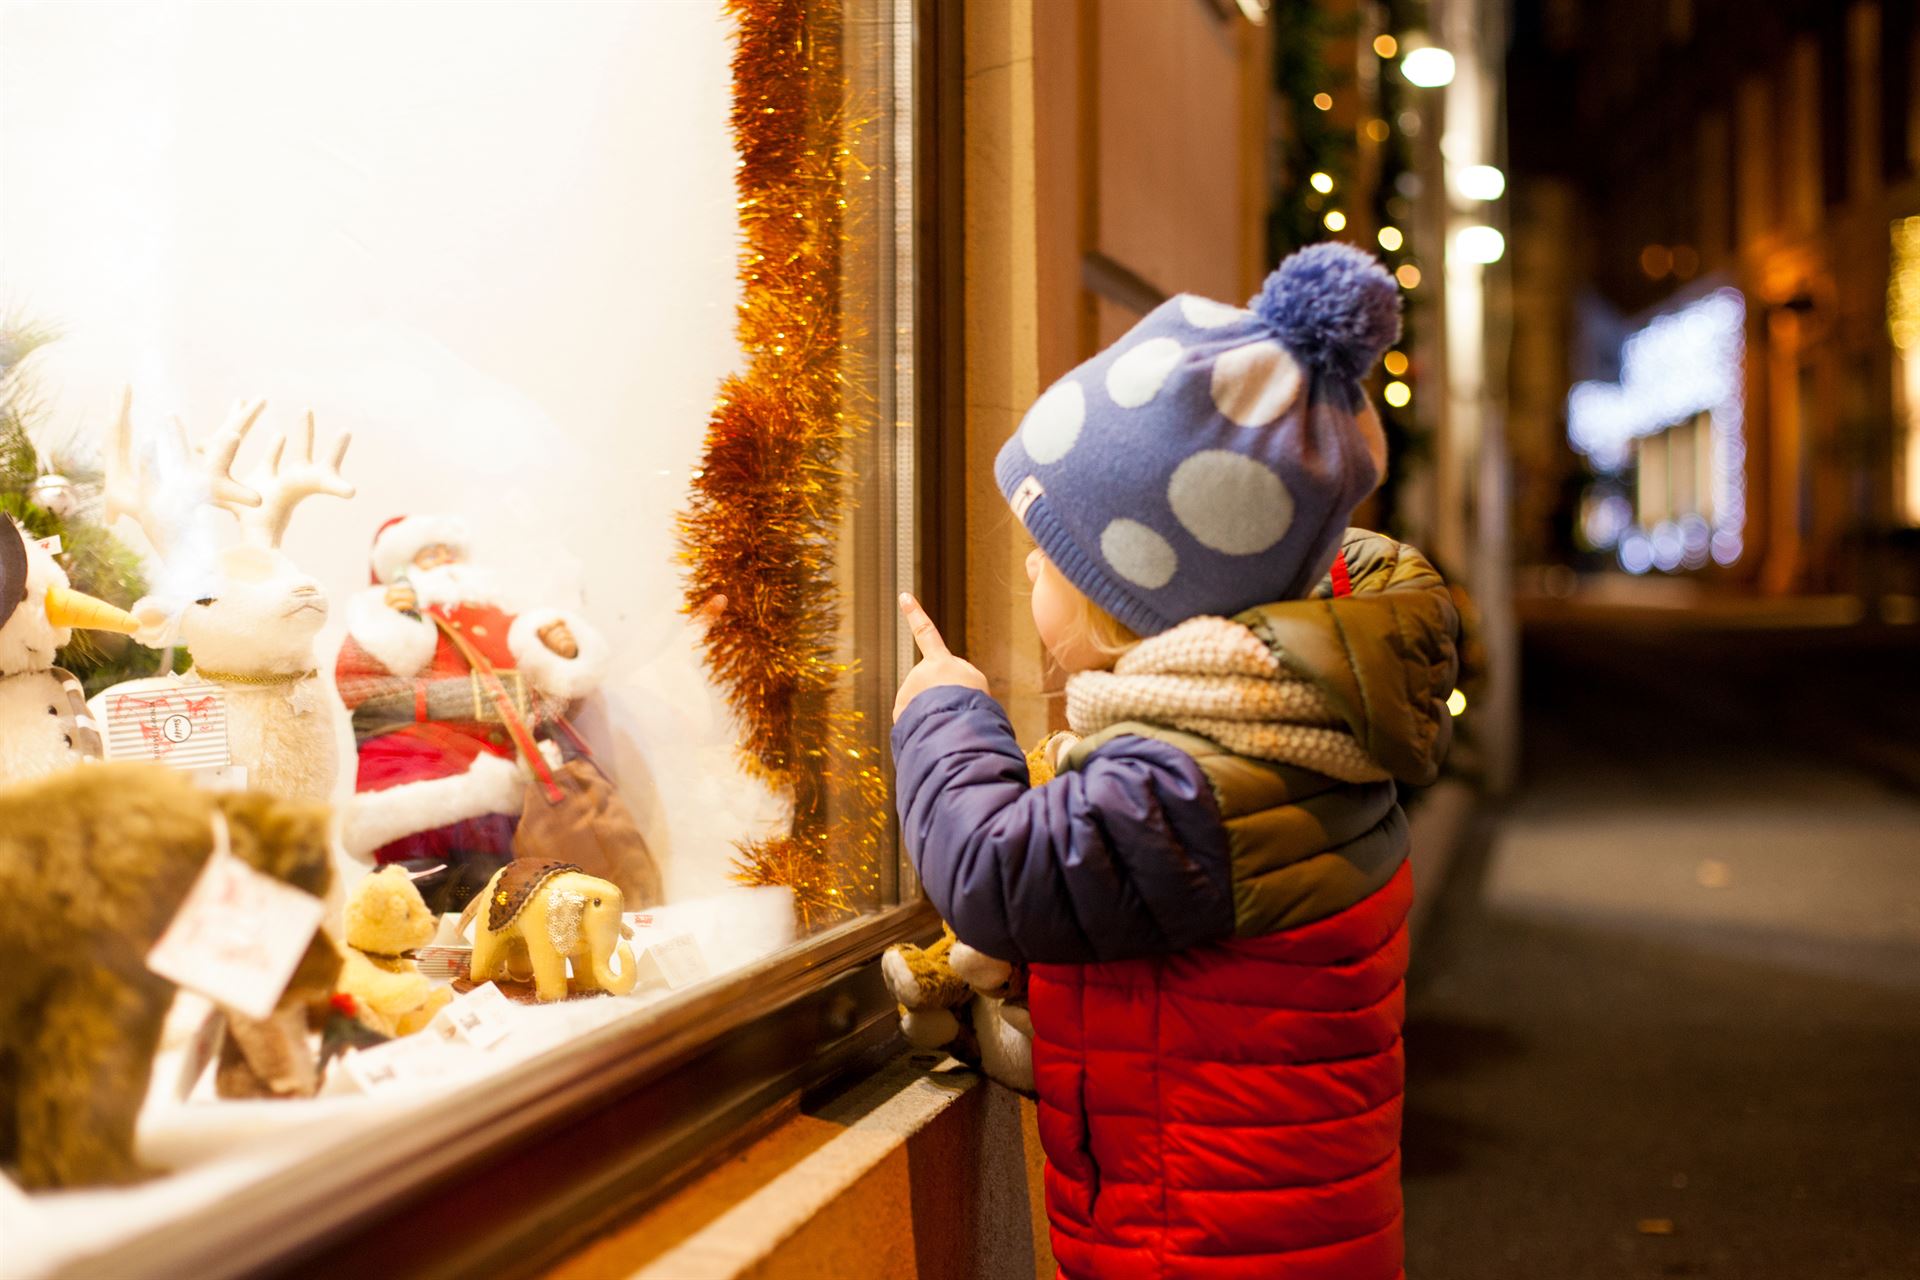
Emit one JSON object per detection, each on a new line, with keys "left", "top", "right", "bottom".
{"left": 1566, "top": 288, "right": 1746, "bottom": 573}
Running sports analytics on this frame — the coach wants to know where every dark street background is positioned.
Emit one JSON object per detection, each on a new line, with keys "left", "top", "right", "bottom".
{"left": 1403, "top": 615, "right": 1920, "bottom": 1280}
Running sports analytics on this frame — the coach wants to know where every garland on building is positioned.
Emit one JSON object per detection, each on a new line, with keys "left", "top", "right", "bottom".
{"left": 0, "top": 326, "right": 179, "bottom": 691}
{"left": 678, "top": 0, "right": 886, "bottom": 931}
{"left": 1268, "top": 0, "right": 1431, "bottom": 541}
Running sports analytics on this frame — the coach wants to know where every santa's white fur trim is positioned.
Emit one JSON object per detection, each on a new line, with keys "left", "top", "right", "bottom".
{"left": 345, "top": 588, "right": 437, "bottom": 676}
{"left": 371, "top": 515, "right": 472, "bottom": 585}
{"left": 342, "top": 751, "right": 523, "bottom": 857}
{"left": 508, "top": 608, "right": 607, "bottom": 701}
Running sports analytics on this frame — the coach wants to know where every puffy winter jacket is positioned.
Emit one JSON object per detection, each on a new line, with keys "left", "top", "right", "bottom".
{"left": 892, "top": 530, "right": 1459, "bottom": 1279}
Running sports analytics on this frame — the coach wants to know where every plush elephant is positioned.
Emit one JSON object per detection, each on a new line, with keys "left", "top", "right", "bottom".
{"left": 461, "top": 860, "right": 636, "bottom": 1002}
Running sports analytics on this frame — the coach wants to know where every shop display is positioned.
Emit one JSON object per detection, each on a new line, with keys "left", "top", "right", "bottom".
{"left": 335, "top": 515, "right": 612, "bottom": 906}
{"left": 1, "top": 0, "right": 908, "bottom": 1269}
{"left": 460, "top": 860, "right": 638, "bottom": 1003}
{"left": 104, "top": 396, "right": 353, "bottom": 802}
{"left": 0, "top": 762, "right": 333, "bottom": 1189}
{"left": 0, "top": 517, "right": 138, "bottom": 782}
{"left": 337, "top": 867, "right": 453, "bottom": 1038}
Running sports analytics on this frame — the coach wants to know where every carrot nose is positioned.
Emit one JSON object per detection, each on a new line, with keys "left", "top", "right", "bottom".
{"left": 44, "top": 585, "right": 141, "bottom": 634}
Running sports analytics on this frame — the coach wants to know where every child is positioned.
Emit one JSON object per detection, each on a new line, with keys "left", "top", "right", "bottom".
{"left": 890, "top": 243, "right": 1460, "bottom": 1280}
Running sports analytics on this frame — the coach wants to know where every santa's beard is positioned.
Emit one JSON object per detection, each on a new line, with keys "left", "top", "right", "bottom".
{"left": 406, "top": 561, "right": 501, "bottom": 609}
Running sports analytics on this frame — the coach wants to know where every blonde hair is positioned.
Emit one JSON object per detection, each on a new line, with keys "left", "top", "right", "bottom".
{"left": 1060, "top": 584, "right": 1141, "bottom": 664}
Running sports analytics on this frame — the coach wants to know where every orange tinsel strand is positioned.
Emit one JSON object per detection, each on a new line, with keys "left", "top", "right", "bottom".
{"left": 677, "top": 0, "right": 880, "bottom": 931}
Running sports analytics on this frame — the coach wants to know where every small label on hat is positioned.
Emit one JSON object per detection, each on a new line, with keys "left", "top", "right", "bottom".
{"left": 1010, "top": 475, "right": 1045, "bottom": 522}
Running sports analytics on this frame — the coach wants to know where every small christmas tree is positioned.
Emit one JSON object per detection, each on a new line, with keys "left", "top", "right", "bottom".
{"left": 0, "top": 325, "right": 183, "bottom": 692}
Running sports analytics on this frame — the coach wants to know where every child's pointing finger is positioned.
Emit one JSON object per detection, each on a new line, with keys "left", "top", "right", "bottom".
{"left": 899, "top": 592, "right": 950, "bottom": 658}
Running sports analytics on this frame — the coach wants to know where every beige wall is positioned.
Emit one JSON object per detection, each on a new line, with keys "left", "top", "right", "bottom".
{"left": 966, "top": 0, "right": 1272, "bottom": 738}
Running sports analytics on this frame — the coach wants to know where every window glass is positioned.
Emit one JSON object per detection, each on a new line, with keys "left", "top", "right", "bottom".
{"left": 0, "top": 0, "right": 911, "bottom": 1248}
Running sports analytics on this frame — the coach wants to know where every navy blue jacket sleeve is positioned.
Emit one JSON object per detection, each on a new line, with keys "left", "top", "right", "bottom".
{"left": 890, "top": 686, "right": 1236, "bottom": 965}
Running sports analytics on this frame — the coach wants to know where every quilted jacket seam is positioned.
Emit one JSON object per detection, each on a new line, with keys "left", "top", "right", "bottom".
{"left": 1157, "top": 1092, "right": 1399, "bottom": 1131}
{"left": 1107, "top": 1144, "right": 1399, "bottom": 1196}
{"left": 1160, "top": 1207, "right": 1404, "bottom": 1261}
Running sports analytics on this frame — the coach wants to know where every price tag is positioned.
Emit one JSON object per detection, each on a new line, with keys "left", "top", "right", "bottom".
{"left": 340, "top": 1033, "right": 465, "bottom": 1095}
{"left": 96, "top": 676, "right": 231, "bottom": 771}
{"left": 145, "top": 814, "right": 325, "bottom": 1021}
{"left": 432, "top": 982, "right": 516, "bottom": 1051}
{"left": 637, "top": 934, "right": 709, "bottom": 991}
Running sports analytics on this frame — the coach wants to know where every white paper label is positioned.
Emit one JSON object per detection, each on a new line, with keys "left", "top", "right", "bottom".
{"left": 644, "top": 934, "right": 709, "bottom": 990}
{"left": 340, "top": 1034, "right": 467, "bottom": 1095}
{"left": 432, "top": 982, "right": 516, "bottom": 1051}
{"left": 145, "top": 815, "right": 326, "bottom": 1021}
{"left": 97, "top": 676, "right": 232, "bottom": 771}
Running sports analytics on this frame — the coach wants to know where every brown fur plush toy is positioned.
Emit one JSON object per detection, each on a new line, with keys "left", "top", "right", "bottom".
{"left": 0, "top": 762, "right": 335, "bottom": 1189}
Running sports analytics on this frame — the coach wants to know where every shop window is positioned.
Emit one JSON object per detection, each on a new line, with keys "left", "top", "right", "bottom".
{"left": 0, "top": 0, "right": 922, "bottom": 1270}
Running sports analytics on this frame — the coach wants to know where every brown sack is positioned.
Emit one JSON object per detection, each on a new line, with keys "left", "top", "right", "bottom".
{"left": 513, "top": 757, "right": 663, "bottom": 908}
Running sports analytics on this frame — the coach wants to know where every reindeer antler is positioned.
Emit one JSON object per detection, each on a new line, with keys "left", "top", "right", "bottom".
{"left": 241, "top": 410, "right": 355, "bottom": 548}
{"left": 103, "top": 389, "right": 263, "bottom": 561}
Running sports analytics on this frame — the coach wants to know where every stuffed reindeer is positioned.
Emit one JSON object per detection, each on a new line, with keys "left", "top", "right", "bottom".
{"left": 102, "top": 391, "right": 353, "bottom": 802}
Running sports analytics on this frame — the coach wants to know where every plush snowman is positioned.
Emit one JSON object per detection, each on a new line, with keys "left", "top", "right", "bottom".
{"left": 0, "top": 518, "right": 142, "bottom": 783}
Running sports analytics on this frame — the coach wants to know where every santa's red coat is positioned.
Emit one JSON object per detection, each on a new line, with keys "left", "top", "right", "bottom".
{"left": 335, "top": 594, "right": 603, "bottom": 862}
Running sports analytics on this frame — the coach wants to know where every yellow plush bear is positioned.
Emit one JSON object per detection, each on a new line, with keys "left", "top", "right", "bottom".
{"left": 337, "top": 866, "right": 452, "bottom": 1037}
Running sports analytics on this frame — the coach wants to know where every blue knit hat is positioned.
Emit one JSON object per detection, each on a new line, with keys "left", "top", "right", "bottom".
{"left": 994, "top": 243, "right": 1400, "bottom": 637}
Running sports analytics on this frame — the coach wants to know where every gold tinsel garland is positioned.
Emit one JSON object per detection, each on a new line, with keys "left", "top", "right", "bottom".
{"left": 678, "top": 0, "right": 886, "bottom": 931}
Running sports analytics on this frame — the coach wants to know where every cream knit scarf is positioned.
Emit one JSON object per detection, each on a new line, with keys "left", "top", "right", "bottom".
{"left": 1065, "top": 615, "right": 1390, "bottom": 783}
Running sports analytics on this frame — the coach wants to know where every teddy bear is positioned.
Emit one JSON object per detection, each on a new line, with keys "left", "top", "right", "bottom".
{"left": 213, "top": 928, "right": 345, "bottom": 1100}
{"left": 881, "top": 733, "right": 1072, "bottom": 1096}
{"left": 883, "top": 924, "right": 1034, "bottom": 1094}
{"left": 0, "top": 761, "right": 336, "bottom": 1189}
{"left": 335, "top": 865, "right": 452, "bottom": 1037}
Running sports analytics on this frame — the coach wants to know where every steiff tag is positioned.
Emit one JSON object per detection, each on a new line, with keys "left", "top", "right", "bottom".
{"left": 432, "top": 982, "right": 515, "bottom": 1050}
{"left": 633, "top": 933, "right": 710, "bottom": 991}
{"left": 146, "top": 814, "right": 326, "bottom": 1021}
{"left": 341, "top": 1034, "right": 464, "bottom": 1095}
{"left": 97, "top": 675, "right": 232, "bottom": 771}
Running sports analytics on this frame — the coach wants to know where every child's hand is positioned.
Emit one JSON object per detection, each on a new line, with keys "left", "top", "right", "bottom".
{"left": 895, "top": 593, "right": 990, "bottom": 721}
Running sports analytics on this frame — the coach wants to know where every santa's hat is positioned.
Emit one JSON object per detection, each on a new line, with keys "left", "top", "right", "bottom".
{"left": 370, "top": 515, "right": 471, "bottom": 585}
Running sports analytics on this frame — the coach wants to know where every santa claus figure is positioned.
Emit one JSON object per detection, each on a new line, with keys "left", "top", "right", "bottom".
{"left": 336, "top": 515, "right": 607, "bottom": 905}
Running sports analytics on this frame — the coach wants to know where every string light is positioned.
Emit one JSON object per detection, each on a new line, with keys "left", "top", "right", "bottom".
{"left": 1447, "top": 689, "right": 1467, "bottom": 717}
{"left": 1400, "top": 46, "right": 1456, "bottom": 88}
{"left": 1384, "top": 380, "right": 1412, "bottom": 408}
{"left": 1383, "top": 350, "right": 1409, "bottom": 376}
{"left": 1309, "top": 171, "right": 1335, "bottom": 194}
{"left": 1324, "top": 209, "right": 1348, "bottom": 232}
{"left": 1455, "top": 225, "right": 1506, "bottom": 265}
{"left": 1313, "top": 92, "right": 1333, "bottom": 111}
{"left": 1373, "top": 33, "right": 1399, "bottom": 58}
{"left": 1377, "top": 225, "right": 1404, "bottom": 251}
{"left": 1455, "top": 164, "right": 1506, "bottom": 201}
{"left": 1396, "top": 262, "right": 1422, "bottom": 289}
{"left": 1365, "top": 118, "right": 1391, "bottom": 142}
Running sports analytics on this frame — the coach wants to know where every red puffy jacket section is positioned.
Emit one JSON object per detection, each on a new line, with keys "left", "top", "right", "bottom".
{"left": 1031, "top": 861, "right": 1412, "bottom": 1280}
